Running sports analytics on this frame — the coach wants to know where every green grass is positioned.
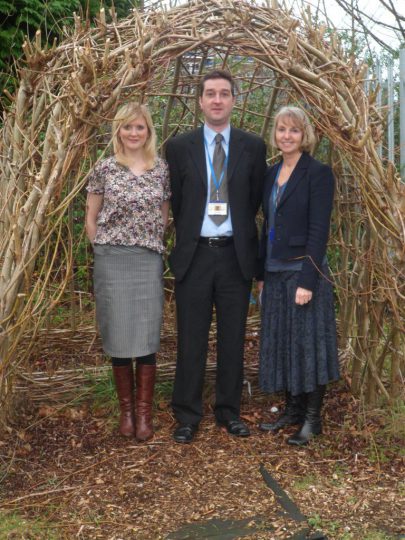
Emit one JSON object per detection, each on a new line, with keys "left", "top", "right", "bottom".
{"left": 307, "top": 516, "right": 398, "bottom": 540}
{"left": 340, "top": 531, "right": 399, "bottom": 540}
{"left": 0, "top": 512, "right": 59, "bottom": 540}
{"left": 292, "top": 473, "right": 319, "bottom": 490}
{"left": 366, "top": 400, "right": 405, "bottom": 465}
{"left": 154, "top": 380, "right": 174, "bottom": 405}
{"left": 362, "top": 533, "right": 399, "bottom": 540}
{"left": 367, "top": 441, "right": 391, "bottom": 464}
{"left": 307, "top": 513, "right": 323, "bottom": 529}
{"left": 84, "top": 370, "right": 174, "bottom": 414}
{"left": 381, "top": 398, "right": 405, "bottom": 443}
{"left": 330, "top": 462, "right": 351, "bottom": 486}
{"left": 307, "top": 513, "right": 342, "bottom": 537}
{"left": 86, "top": 369, "right": 118, "bottom": 415}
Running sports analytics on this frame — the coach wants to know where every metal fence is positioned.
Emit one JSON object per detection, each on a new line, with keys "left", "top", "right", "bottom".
{"left": 367, "top": 49, "right": 405, "bottom": 181}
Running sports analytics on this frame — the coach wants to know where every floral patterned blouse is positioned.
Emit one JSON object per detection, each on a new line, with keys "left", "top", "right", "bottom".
{"left": 86, "top": 156, "right": 171, "bottom": 254}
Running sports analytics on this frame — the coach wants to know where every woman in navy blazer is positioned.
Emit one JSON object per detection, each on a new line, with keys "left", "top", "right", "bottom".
{"left": 258, "top": 106, "right": 339, "bottom": 445}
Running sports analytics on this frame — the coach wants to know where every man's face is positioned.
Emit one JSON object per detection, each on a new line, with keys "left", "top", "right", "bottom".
{"left": 199, "top": 78, "right": 235, "bottom": 129}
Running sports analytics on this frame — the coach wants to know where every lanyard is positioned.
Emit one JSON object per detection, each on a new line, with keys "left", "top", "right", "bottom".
{"left": 268, "top": 165, "right": 287, "bottom": 244}
{"left": 271, "top": 165, "right": 287, "bottom": 211}
{"left": 204, "top": 137, "right": 229, "bottom": 195}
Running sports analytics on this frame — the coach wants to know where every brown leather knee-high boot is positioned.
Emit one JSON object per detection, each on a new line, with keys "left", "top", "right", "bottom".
{"left": 135, "top": 364, "right": 156, "bottom": 441}
{"left": 112, "top": 364, "right": 136, "bottom": 437}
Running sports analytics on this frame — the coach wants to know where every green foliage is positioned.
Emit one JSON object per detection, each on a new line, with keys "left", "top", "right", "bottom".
{"left": 65, "top": 190, "right": 93, "bottom": 292}
{"left": 307, "top": 514, "right": 323, "bottom": 529}
{"left": 308, "top": 517, "right": 342, "bottom": 537}
{"left": 0, "top": 0, "right": 139, "bottom": 103}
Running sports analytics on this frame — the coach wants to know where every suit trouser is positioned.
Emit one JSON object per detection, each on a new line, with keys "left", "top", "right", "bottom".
{"left": 172, "top": 242, "right": 252, "bottom": 425}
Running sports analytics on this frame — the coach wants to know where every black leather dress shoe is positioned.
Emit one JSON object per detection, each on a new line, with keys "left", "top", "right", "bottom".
{"left": 217, "top": 419, "right": 250, "bottom": 437}
{"left": 173, "top": 423, "right": 198, "bottom": 443}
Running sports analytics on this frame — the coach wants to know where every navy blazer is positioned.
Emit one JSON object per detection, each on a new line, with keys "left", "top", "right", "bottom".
{"left": 166, "top": 126, "right": 267, "bottom": 281}
{"left": 259, "top": 152, "right": 335, "bottom": 291}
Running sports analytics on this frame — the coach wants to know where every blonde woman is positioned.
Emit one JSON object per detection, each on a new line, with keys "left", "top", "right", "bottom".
{"left": 258, "top": 106, "right": 339, "bottom": 445}
{"left": 86, "top": 103, "right": 170, "bottom": 441}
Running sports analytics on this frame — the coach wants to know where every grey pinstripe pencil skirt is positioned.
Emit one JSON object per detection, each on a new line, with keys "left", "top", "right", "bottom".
{"left": 93, "top": 244, "right": 164, "bottom": 358}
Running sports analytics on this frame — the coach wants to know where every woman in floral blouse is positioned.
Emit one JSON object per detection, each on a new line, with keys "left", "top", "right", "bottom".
{"left": 86, "top": 102, "right": 170, "bottom": 441}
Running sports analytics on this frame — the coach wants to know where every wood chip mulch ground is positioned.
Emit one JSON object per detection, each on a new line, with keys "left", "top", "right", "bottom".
{"left": 1, "top": 378, "right": 404, "bottom": 540}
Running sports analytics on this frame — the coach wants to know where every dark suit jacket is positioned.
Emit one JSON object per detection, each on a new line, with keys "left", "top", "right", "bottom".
{"left": 166, "top": 126, "right": 267, "bottom": 282}
{"left": 259, "top": 152, "right": 335, "bottom": 291}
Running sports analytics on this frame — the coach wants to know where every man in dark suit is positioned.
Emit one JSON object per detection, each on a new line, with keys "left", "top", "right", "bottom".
{"left": 166, "top": 70, "right": 267, "bottom": 443}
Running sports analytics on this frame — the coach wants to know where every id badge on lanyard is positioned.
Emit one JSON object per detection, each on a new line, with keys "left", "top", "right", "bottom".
{"left": 208, "top": 202, "right": 228, "bottom": 215}
{"left": 205, "top": 137, "right": 228, "bottom": 217}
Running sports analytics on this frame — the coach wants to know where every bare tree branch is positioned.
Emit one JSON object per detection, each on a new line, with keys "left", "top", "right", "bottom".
{"left": 333, "top": 0, "right": 399, "bottom": 52}
{"left": 379, "top": 0, "right": 405, "bottom": 36}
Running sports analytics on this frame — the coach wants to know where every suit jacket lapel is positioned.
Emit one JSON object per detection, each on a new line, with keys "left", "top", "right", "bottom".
{"left": 189, "top": 127, "right": 207, "bottom": 188}
{"left": 263, "top": 164, "right": 279, "bottom": 218}
{"left": 278, "top": 152, "right": 310, "bottom": 208}
{"left": 227, "top": 128, "right": 245, "bottom": 182}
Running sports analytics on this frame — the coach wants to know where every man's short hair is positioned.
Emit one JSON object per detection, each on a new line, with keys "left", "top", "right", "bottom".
{"left": 200, "top": 70, "right": 236, "bottom": 96}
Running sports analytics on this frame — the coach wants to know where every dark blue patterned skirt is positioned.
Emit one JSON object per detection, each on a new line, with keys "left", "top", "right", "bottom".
{"left": 259, "top": 268, "right": 339, "bottom": 396}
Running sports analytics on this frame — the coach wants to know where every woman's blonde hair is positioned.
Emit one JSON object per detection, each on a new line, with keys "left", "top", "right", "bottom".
{"left": 112, "top": 102, "right": 157, "bottom": 169}
{"left": 270, "top": 106, "right": 316, "bottom": 154}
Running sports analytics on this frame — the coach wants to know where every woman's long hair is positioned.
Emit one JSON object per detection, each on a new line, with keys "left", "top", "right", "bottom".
{"left": 112, "top": 102, "right": 157, "bottom": 169}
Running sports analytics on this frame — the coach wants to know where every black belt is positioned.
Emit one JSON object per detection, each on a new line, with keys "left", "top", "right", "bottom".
{"left": 199, "top": 236, "right": 234, "bottom": 248}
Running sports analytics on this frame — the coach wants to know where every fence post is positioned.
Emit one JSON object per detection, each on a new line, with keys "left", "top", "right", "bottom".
{"left": 364, "top": 65, "right": 369, "bottom": 96}
{"left": 387, "top": 60, "right": 394, "bottom": 164}
{"left": 400, "top": 47, "right": 405, "bottom": 182}
{"left": 376, "top": 59, "right": 383, "bottom": 159}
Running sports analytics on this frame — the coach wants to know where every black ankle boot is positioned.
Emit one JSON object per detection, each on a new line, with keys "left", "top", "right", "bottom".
{"left": 259, "top": 392, "right": 306, "bottom": 432}
{"left": 287, "top": 386, "right": 326, "bottom": 446}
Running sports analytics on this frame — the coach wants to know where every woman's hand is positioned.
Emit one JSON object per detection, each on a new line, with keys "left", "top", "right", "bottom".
{"left": 257, "top": 281, "right": 264, "bottom": 305}
{"left": 295, "top": 287, "right": 313, "bottom": 305}
{"left": 161, "top": 200, "right": 170, "bottom": 231}
{"left": 85, "top": 193, "right": 104, "bottom": 244}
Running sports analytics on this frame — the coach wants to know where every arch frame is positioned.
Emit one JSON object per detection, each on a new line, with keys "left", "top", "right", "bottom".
{"left": 0, "top": 0, "right": 404, "bottom": 426}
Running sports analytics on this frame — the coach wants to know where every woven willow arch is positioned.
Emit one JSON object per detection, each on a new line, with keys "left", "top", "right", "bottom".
{"left": 0, "top": 0, "right": 404, "bottom": 426}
